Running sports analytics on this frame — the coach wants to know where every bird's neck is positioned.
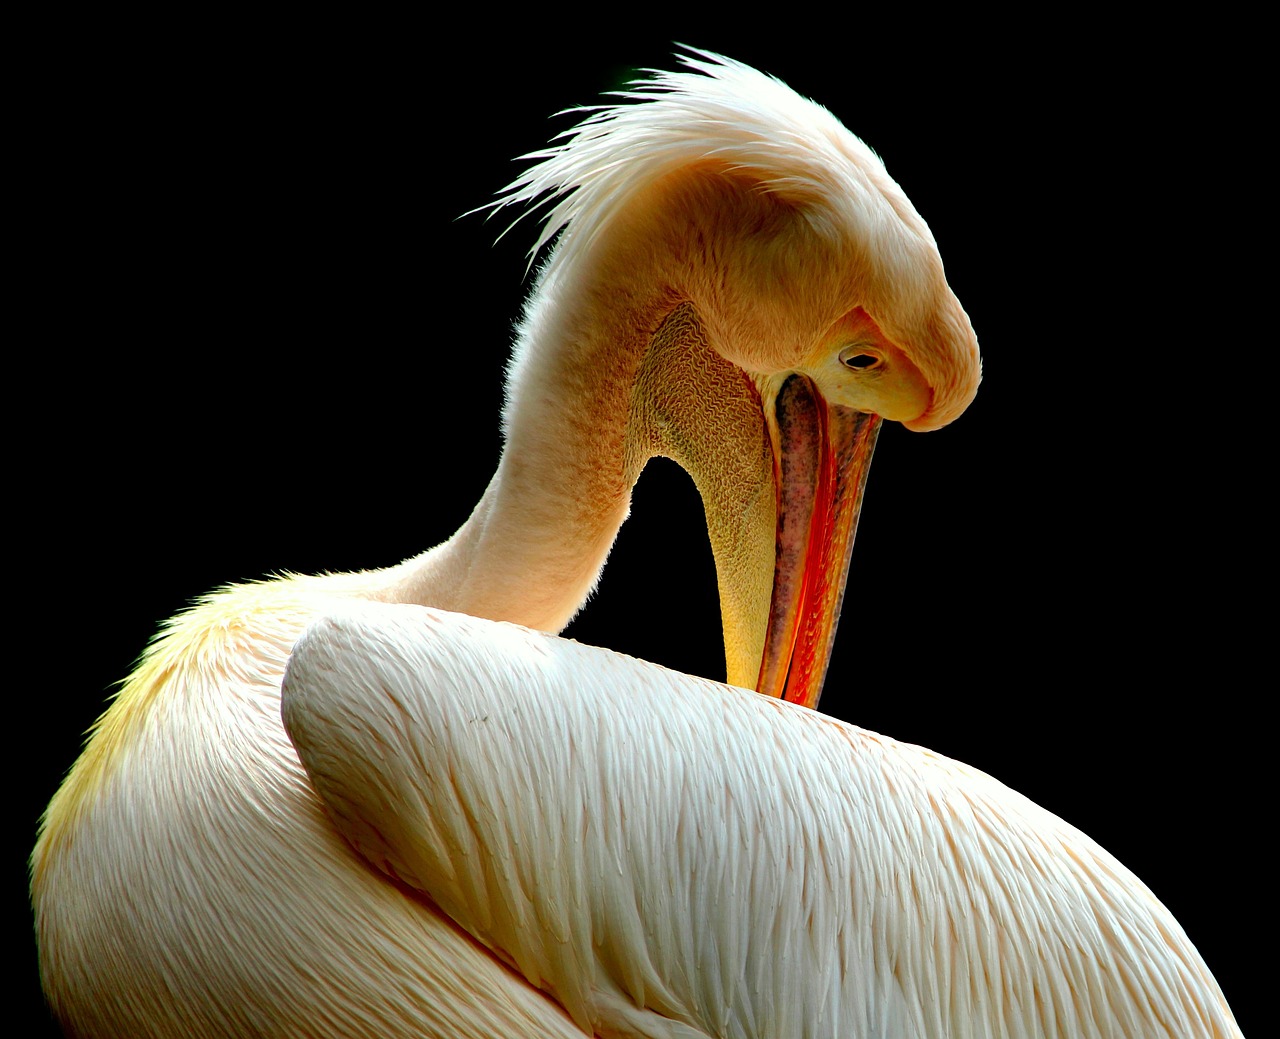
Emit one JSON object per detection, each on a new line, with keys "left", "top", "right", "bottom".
{"left": 377, "top": 453, "right": 631, "bottom": 633}
{"left": 375, "top": 169, "right": 806, "bottom": 641}
{"left": 376, "top": 243, "right": 668, "bottom": 632}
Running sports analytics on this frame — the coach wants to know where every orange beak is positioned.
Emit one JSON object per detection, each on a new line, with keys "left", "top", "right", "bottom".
{"left": 755, "top": 375, "right": 881, "bottom": 709}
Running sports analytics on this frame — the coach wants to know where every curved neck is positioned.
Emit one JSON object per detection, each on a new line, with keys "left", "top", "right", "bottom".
{"left": 378, "top": 236, "right": 670, "bottom": 632}
{"left": 377, "top": 169, "right": 805, "bottom": 645}
{"left": 377, "top": 451, "right": 630, "bottom": 632}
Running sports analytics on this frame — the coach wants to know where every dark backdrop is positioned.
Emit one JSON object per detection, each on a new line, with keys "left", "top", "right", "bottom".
{"left": 19, "top": 19, "right": 1255, "bottom": 1035}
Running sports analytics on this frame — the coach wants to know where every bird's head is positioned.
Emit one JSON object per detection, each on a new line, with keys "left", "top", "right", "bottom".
{"left": 495, "top": 50, "right": 980, "bottom": 708}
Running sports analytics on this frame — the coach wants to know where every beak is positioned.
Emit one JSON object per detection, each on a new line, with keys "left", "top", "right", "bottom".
{"left": 754, "top": 376, "right": 881, "bottom": 709}
{"left": 628, "top": 306, "right": 881, "bottom": 708}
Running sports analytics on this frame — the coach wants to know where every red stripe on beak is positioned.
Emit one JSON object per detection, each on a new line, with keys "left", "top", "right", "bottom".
{"left": 757, "top": 375, "right": 881, "bottom": 709}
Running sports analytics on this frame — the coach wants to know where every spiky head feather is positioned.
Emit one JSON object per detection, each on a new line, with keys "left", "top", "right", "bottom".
{"left": 493, "top": 49, "right": 981, "bottom": 431}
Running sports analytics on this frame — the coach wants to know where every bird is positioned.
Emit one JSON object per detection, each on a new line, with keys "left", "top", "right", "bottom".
{"left": 30, "top": 49, "right": 1238, "bottom": 1039}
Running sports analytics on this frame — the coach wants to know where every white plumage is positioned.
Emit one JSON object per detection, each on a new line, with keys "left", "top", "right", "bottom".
{"left": 284, "top": 602, "right": 1238, "bottom": 1038}
{"left": 31, "top": 50, "right": 1240, "bottom": 1039}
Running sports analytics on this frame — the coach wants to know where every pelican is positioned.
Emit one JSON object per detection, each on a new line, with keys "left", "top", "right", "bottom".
{"left": 31, "top": 51, "right": 1239, "bottom": 1038}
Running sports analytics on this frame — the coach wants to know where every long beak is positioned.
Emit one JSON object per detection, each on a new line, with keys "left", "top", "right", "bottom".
{"left": 755, "top": 376, "right": 881, "bottom": 709}
{"left": 628, "top": 307, "right": 880, "bottom": 707}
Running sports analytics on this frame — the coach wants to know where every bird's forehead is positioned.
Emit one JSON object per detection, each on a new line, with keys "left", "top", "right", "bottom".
{"left": 821, "top": 307, "right": 882, "bottom": 344}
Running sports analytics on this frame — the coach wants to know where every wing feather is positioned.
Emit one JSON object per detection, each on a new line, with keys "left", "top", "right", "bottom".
{"left": 283, "top": 602, "right": 1238, "bottom": 1039}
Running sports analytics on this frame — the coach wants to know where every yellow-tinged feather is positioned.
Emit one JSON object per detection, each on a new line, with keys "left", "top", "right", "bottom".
{"left": 32, "top": 50, "right": 1238, "bottom": 1039}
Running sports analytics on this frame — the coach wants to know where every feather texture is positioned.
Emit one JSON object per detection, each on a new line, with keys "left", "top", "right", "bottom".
{"left": 493, "top": 49, "right": 978, "bottom": 433}
{"left": 34, "top": 580, "right": 589, "bottom": 1038}
{"left": 284, "top": 602, "right": 1238, "bottom": 1039}
{"left": 31, "top": 49, "right": 1236, "bottom": 1039}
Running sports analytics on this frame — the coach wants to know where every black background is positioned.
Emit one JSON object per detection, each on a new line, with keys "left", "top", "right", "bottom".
{"left": 18, "top": 17, "right": 1257, "bottom": 1035}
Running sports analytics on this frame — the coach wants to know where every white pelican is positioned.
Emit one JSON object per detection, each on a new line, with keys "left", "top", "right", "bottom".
{"left": 31, "top": 51, "right": 1239, "bottom": 1038}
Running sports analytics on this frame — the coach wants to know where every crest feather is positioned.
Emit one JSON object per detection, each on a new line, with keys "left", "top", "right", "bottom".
{"left": 489, "top": 48, "right": 980, "bottom": 431}
{"left": 488, "top": 48, "right": 930, "bottom": 276}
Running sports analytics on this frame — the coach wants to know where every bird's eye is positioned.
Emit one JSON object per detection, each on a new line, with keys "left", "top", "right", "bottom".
{"left": 839, "top": 347, "right": 883, "bottom": 371}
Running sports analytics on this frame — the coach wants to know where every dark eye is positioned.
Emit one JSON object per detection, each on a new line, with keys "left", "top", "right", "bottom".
{"left": 839, "top": 347, "right": 883, "bottom": 371}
